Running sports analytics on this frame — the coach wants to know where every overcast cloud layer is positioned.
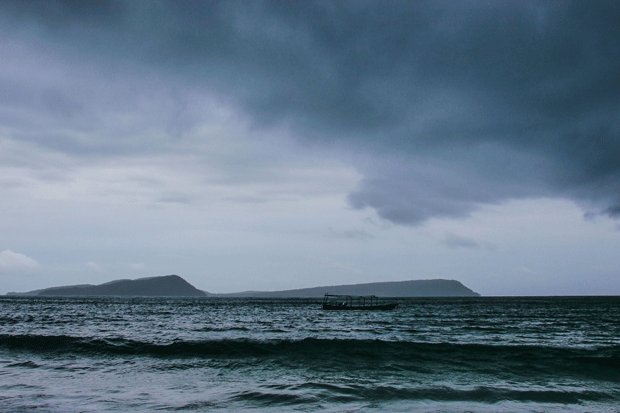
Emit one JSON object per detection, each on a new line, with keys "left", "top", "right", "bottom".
{"left": 3, "top": 0, "right": 619, "bottom": 223}
{"left": 1, "top": 1, "right": 619, "bottom": 294}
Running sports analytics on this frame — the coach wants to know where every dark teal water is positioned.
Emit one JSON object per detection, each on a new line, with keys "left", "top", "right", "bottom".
{"left": 1, "top": 296, "right": 619, "bottom": 412}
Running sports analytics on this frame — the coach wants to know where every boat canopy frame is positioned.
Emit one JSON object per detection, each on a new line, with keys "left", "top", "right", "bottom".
{"left": 322, "top": 293, "right": 382, "bottom": 308}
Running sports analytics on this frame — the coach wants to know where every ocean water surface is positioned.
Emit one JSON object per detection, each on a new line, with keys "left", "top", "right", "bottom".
{"left": 1, "top": 296, "right": 619, "bottom": 412}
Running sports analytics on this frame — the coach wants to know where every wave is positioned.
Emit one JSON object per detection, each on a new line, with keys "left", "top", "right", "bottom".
{"left": 5, "top": 360, "right": 40, "bottom": 368}
{"left": 1, "top": 334, "right": 619, "bottom": 380}
{"left": 228, "top": 384, "right": 613, "bottom": 405}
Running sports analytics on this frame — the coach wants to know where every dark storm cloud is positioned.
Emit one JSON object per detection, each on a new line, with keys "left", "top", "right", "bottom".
{"left": 2, "top": 0, "right": 619, "bottom": 223}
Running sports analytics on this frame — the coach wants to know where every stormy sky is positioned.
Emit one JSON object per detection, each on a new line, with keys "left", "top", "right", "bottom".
{"left": 1, "top": 0, "right": 619, "bottom": 295}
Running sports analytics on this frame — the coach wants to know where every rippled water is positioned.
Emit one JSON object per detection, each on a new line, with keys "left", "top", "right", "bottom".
{"left": 1, "top": 296, "right": 619, "bottom": 412}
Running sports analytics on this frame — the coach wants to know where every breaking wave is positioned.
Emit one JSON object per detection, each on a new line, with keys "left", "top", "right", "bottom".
{"left": 2, "top": 334, "right": 619, "bottom": 381}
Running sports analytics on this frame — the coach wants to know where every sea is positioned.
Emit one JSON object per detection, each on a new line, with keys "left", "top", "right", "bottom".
{"left": 0, "top": 296, "right": 619, "bottom": 412}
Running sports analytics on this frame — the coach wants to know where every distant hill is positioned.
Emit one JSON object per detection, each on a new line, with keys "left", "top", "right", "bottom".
{"left": 9, "top": 275, "right": 207, "bottom": 297}
{"left": 221, "top": 279, "right": 480, "bottom": 297}
{"left": 7, "top": 276, "right": 479, "bottom": 298}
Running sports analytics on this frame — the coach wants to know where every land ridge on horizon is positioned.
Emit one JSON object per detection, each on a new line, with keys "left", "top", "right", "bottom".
{"left": 6, "top": 275, "right": 480, "bottom": 297}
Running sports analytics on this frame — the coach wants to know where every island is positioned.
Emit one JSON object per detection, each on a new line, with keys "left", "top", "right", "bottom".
{"left": 223, "top": 279, "right": 479, "bottom": 298}
{"left": 8, "top": 275, "right": 207, "bottom": 297}
{"left": 7, "top": 275, "right": 479, "bottom": 297}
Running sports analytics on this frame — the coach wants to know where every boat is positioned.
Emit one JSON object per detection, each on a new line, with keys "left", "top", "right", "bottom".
{"left": 321, "top": 293, "right": 398, "bottom": 311}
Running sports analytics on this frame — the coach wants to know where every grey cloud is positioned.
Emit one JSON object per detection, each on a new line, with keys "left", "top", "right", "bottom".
{"left": 1, "top": 1, "right": 619, "bottom": 223}
{"left": 442, "top": 234, "right": 495, "bottom": 251}
{"left": 223, "top": 195, "right": 271, "bottom": 204}
{"left": 328, "top": 227, "right": 374, "bottom": 241}
{"left": 156, "top": 192, "right": 197, "bottom": 205}
{"left": 443, "top": 235, "right": 480, "bottom": 250}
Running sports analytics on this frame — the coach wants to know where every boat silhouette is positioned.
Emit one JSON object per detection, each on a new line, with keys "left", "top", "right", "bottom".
{"left": 322, "top": 293, "right": 398, "bottom": 311}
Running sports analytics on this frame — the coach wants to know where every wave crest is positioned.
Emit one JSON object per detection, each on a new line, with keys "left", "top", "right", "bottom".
{"left": 2, "top": 334, "right": 619, "bottom": 380}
